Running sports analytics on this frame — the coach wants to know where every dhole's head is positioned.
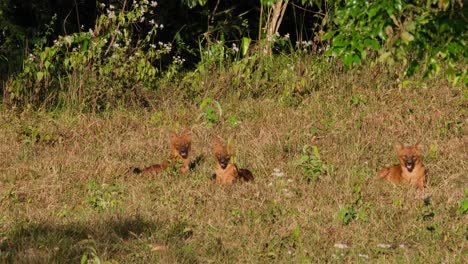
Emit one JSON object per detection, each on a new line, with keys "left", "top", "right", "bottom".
{"left": 395, "top": 143, "right": 422, "bottom": 173}
{"left": 170, "top": 128, "right": 192, "bottom": 159}
{"left": 213, "top": 139, "right": 233, "bottom": 170}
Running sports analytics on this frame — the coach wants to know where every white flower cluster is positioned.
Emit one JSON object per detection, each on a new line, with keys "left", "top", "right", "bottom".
{"left": 149, "top": 20, "right": 164, "bottom": 29}
{"left": 172, "top": 55, "right": 185, "bottom": 65}
{"left": 159, "top": 41, "right": 172, "bottom": 52}
{"left": 28, "top": 53, "right": 36, "bottom": 61}
{"left": 296, "top": 40, "right": 313, "bottom": 47}
{"left": 232, "top": 43, "right": 239, "bottom": 53}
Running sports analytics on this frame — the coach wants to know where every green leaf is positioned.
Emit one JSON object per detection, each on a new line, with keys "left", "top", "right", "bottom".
{"left": 400, "top": 31, "right": 414, "bottom": 44}
{"left": 321, "top": 30, "right": 335, "bottom": 41}
{"left": 378, "top": 51, "right": 392, "bottom": 62}
{"left": 80, "top": 253, "right": 88, "bottom": 264}
{"left": 364, "top": 38, "right": 381, "bottom": 50}
{"left": 332, "top": 35, "right": 347, "bottom": 47}
{"left": 458, "top": 198, "right": 468, "bottom": 214}
{"left": 36, "top": 72, "right": 44, "bottom": 82}
{"left": 241, "top": 37, "right": 251, "bottom": 57}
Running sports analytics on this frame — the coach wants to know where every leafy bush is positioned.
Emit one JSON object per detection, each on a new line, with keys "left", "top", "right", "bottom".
{"left": 7, "top": 1, "right": 172, "bottom": 111}
{"left": 324, "top": 0, "right": 467, "bottom": 83}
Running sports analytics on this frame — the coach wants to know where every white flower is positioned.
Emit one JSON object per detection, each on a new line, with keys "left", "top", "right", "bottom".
{"left": 159, "top": 24, "right": 164, "bottom": 29}
{"left": 108, "top": 10, "right": 115, "bottom": 19}
{"left": 149, "top": 19, "right": 155, "bottom": 24}
{"left": 64, "top": 36, "right": 72, "bottom": 45}
{"left": 377, "top": 244, "right": 393, "bottom": 249}
{"left": 334, "top": 243, "right": 348, "bottom": 249}
{"left": 112, "top": 43, "right": 119, "bottom": 48}
{"left": 271, "top": 168, "right": 284, "bottom": 177}
{"left": 232, "top": 43, "right": 239, "bottom": 53}
{"left": 109, "top": 4, "right": 115, "bottom": 10}
{"left": 172, "top": 55, "right": 185, "bottom": 65}
{"left": 284, "top": 33, "right": 290, "bottom": 39}
{"left": 150, "top": 44, "right": 156, "bottom": 49}
{"left": 150, "top": 1, "right": 158, "bottom": 7}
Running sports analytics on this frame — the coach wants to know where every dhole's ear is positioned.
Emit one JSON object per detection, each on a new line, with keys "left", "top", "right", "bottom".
{"left": 414, "top": 142, "right": 423, "bottom": 151}
{"left": 181, "top": 128, "right": 192, "bottom": 139}
{"left": 212, "top": 137, "right": 224, "bottom": 154}
{"left": 169, "top": 131, "right": 177, "bottom": 142}
{"left": 226, "top": 141, "right": 235, "bottom": 156}
{"left": 394, "top": 143, "right": 404, "bottom": 152}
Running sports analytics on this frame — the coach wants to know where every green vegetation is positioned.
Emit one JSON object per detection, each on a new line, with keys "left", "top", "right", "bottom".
{"left": 0, "top": 0, "right": 466, "bottom": 263}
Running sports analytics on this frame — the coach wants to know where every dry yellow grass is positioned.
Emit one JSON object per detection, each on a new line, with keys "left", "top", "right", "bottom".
{"left": 0, "top": 64, "right": 467, "bottom": 263}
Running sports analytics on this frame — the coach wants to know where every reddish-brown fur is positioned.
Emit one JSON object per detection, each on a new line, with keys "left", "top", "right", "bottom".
{"left": 134, "top": 128, "right": 192, "bottom": 175}
{"left": 212, "top": 139, "right": 254, "bottom": 184}
{"left": 377, "top": 143, "right": 426, "bottom": 189}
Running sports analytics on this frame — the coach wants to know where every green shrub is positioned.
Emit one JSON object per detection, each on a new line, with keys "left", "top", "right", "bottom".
{"left": 8, "top": 1, "right": 171, "bottom": 111}
{"left": 324, "top": 0, "right": 467, "bottom": 83}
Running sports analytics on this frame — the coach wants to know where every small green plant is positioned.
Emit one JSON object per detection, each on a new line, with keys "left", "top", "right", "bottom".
{"left": 87, "top": 180, "right": 122, "bottom": 211}
{"left": 338, "top": 184, "right": 369, "bottom": 225}
{"left": 79, "top": 239, "right": 109, "bottom": 264}
{"left": 228, "top": 115, "right": 239, "bottom": 128}
{"left": 459, "top": 190, "right": 468, "bottom": 215}
{"left": 338, "top": 206, "right": 357, "bottom": 225}
{"left": 351, "top": 94, "right": 367, "bottom": 106}
{"left": 426, "top": 144, "right": 439, "bottom": 161}
{"left": 295, "top": 145, "right": 331, "bottom": 183}
{"left": 18, "top": 124, "right": 56, "bottom": 145}
{"left": 198, "top": 98, "right": 222, "bottom": 127}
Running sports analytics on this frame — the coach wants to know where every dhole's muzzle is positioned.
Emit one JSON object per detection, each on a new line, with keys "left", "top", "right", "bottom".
{"left": 179, "top": 146, "right": 189, "bottom": 159}
{"left": 218, "top": 156, "right": 230, "bottom": 169}
{"left": 404, "top": 157, "right": 415, "bottom": 172}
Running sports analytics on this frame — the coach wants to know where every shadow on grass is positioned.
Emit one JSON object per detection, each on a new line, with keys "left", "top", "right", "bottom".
{"left": 0, "top": 215, "right": 161, "bottom": 263}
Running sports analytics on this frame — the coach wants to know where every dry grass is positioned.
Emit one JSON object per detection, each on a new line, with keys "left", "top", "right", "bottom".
{"left": 0, "top": 63, "right": 467, "bottom": 263}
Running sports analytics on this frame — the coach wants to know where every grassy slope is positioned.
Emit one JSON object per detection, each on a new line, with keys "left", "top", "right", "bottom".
{"left": 0, "top": 60, "right": 467, "bottom": 263}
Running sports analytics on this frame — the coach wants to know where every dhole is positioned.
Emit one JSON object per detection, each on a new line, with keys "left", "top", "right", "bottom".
{"left": 133, "top": 128, "right": 192, "bottom": 175}
{"left": 212, "top": 139, "right": 254, "bottom": 184}
{"left": 377, "top": 143, "right": 426, "bottom": 189}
